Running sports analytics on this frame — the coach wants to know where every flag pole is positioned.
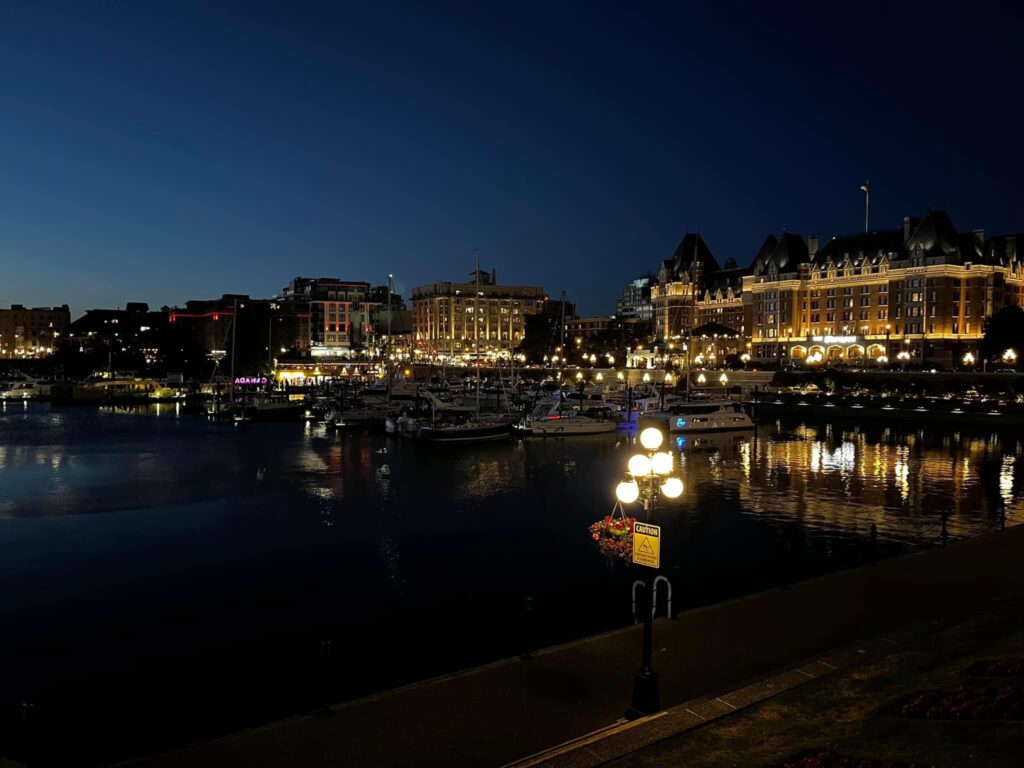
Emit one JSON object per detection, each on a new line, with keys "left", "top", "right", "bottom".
{"left": 861, "top": 181, "right": 870, "bottom": 233}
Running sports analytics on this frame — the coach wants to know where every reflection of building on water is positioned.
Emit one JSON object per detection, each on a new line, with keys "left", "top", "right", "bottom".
{"left": 453, "top": 451, "right": 528, "bottom": 500}
{"left": 679, "top": 424, "right": 1022, "bottom": 539}
{"left": 1002, "top": 455, "right": 1016, "bottom": 506}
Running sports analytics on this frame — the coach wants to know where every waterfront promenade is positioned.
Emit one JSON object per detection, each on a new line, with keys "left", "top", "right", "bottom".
{"left": 125, "top": 522, "right": 1024, "bottom": 768}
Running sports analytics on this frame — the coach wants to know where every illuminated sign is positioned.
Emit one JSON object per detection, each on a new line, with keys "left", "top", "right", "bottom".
{"left": 234, "top": 376, "right": 268, "bottom": 386}
{"left": 675, "top": 418, "right": 687, "bottom": 428}
{"left": 632, "top": 522, "right": 661, "bottom": 569}
{"left": 810, "top": 335, "right": 858, "bottom": 344}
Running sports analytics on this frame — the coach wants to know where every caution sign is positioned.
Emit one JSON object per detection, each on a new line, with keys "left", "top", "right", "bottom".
{"left": 632, "top": 521, "right": 661, "bottom": 569}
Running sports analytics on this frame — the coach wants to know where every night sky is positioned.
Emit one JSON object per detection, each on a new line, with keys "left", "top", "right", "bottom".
{"left": 2, "top": 2, "right": 1021, "bottom": 317}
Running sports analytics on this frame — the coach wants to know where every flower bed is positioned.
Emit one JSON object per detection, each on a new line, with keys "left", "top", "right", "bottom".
{"left": 779, "top": 751, "right": 928, "bottom": 767}
{"left": 964, "top": 658, "right": 1024, "bottom": 677}
{"left": 588, "top": 514, "right": 636, "bottom": 561}
{"left": 900, "top": 684, "right": 1024, "bottom": 720}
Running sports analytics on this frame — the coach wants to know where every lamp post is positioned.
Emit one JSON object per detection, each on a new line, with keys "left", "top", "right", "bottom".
{"left": 615, "top": 426, "right": 683, "bottom": 718}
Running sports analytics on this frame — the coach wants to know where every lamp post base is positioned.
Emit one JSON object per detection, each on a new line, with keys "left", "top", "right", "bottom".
{"left": 625, "top": 667, "right": 660, "bottom": 720}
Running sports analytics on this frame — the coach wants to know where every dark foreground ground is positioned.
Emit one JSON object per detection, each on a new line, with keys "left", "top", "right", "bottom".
{"left": 600, "top": 608, "right": 1024, "bottom": 768}
{"left": 116, "top": 524, "right": 1024, "bottom": 768}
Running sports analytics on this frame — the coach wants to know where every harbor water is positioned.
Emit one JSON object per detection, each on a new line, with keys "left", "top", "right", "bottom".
{"left": 0, "top": 401, "right": 1020, "bottom": 764}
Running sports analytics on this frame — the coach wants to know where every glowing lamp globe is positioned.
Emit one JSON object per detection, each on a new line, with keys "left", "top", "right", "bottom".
{"left": 651, "top": 451, "right": 673, "bottom": 475}
{"left": 615, "top": 480, "right": 640, "bottom": 504}
{"left": 639, "top": 427, "right": 664, "bottom": 451}
{"left": 628, "top": 453, "right": 652, "bottom": 477}
{"left": 661, "top": 477, "right": 684, "bottom": 499}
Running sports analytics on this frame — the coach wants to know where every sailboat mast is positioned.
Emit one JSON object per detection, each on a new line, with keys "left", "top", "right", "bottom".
{"left": 684, "top": 250, "right": 700, "bottom": 403}
{"left": 229, "top": 297, "right": 238, "bottom": 402}
{"left": 559, "top": 289, "right": 566, "bottom": 351}
{"left": 475, "top": 249, "right": 481, "bottom": 418}
{"left": 386, "top": 273, "right": 394, "bottom": 403}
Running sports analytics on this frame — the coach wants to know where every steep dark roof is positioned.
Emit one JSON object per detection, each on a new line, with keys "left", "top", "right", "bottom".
{"left": 670, "top": 233, "right": 720, "bottom": 280}
{"left": 751, "top": 234, "right": 779, "bottom": 274}
{"left": 987, "top": 234, "right": 1024, "bottom": 266}
{"left": 816, "top": 228, "right": 904, "bottom": 268}
{"left": 753, "top": 232, "right": 809, "bottom": 276}
{"left": 704, "top": 266, "right": 748, "bottom": 296}
{"left": 905, "top": 210, "right": 961, "bottom": 259}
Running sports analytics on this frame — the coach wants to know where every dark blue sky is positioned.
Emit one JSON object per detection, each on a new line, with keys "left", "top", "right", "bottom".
{"left": 2, "top": 2, "right": 1021, "bottom": 317}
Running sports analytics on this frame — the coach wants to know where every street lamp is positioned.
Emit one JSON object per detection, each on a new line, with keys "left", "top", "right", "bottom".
{"left": 696, "top": 372, "right": 706, "bottom": 385}
{"left": 963, "top": 351, "right": 975, "bottom": 369}
{"left": 614, "top": 426, "right": 684, "bottom": 718}
{"left": 719, "top": 372, "right": 728, "bottom": 386}
{"left": 1004, "top": 349, "right": 1018, "bottom": 365}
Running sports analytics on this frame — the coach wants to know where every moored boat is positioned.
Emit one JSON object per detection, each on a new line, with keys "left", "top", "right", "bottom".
{"left": 641, "top": 399, "right": 754, "bottom": 433}
{"left": 528, "top": 397, "right": 618, "bottom": 436}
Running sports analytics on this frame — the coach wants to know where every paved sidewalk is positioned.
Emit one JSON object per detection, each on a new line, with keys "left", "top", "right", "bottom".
{"left": 126, "top": 526, "right": 1024, "bottom": 768}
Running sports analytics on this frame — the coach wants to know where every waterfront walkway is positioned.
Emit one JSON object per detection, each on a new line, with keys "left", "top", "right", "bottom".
{"left": 127, "top": 525, "right": 1024, "bottom": 768}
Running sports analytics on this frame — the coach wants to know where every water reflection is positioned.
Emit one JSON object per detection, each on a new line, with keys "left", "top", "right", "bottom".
{"left": 690, "top": 421, "right": 1021, "bottom": 541}
{"left": 3, "top": 404, "right": 1023, "bottom": 764}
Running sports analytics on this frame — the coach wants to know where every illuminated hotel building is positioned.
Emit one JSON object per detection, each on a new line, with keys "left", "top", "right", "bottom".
{"left": 653, "top": 211, "right": 1024, "bottom": 368}
{"left": 747, "top": 211, "right": 1024, "bottom": 366}
{"left": 412, "top": 269, "right": 545, "bottom": 358}
{"left": 280, "top": 277, "right": 379, "bottom": 357}
{"left": 0, "top": 304, "right": 71, "bottom": 358}
{"left": 651, "top": 233, "right": 752, "bottom": 342}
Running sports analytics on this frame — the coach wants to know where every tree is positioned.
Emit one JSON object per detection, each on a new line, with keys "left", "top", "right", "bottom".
{"left": 980, "top": 305, "right": 1024, "bottom": 366}
{"left": 517, "top": 314, "right": 562, "bottom": 364}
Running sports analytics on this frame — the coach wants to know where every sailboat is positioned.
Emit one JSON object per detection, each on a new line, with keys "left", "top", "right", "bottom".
{"left": 206, "top": 299, "right": 238, "bottom": 418}
{"left": 415, "top": 252, "right": 512, "bottom": 443}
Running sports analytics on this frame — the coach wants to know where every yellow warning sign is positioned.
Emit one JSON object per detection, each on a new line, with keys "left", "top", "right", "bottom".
{"left": 632, "top": 522, "right": 661, "bottom": 569}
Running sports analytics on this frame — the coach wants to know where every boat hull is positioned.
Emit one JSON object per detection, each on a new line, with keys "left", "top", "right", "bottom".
{"left": 239, "top": 404, "right": 308, "bottom": 422}
{"left": 641, "top": 413, "right": 755, "bottom": 433}
{"left": 415, "top": 423, "right": 513, "bottom": 443}
{"left": 530, "top": 419, "right": 617, "bottom": 436}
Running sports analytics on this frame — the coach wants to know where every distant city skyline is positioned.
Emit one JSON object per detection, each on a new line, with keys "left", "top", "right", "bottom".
{"left": 2, "top": 2, "right": 1021, "bottom": 317}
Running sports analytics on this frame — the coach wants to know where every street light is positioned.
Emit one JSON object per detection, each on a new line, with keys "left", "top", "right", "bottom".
{"left": 614, "top": 425, "right": 684, "bottom": 718}
{"left": 963, "top": 351, "right": 975, "bottom": 368}
{"left": 719, "top": 372, "right": 728, "bottom": 386}
{"left": 696, "top": 372, "right": 706, "bottom": 385}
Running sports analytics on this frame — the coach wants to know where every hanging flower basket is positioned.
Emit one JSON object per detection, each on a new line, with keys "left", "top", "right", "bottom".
{"left": 589, "top": 503, "right": 636, "bottom": 561}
